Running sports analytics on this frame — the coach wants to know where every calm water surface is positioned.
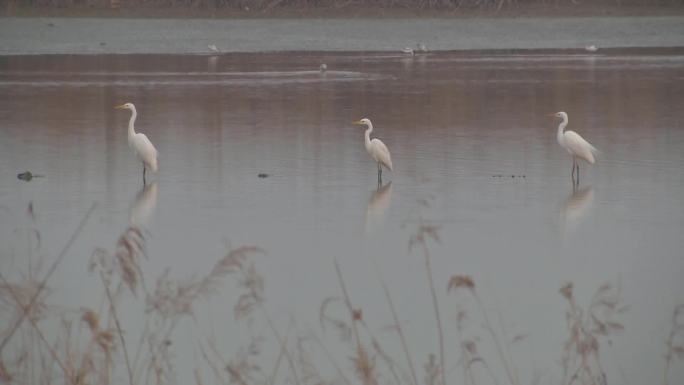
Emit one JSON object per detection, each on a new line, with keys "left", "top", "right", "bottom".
{"left": 1, "top": 52, "right": 683, "bottom": 385}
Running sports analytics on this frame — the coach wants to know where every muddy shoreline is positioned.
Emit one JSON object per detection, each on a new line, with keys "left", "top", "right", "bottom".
{"left": 4, "top": 3, "right": 684, "bottom": 19}
{"left": 1, "top": 16, "right": 683, "bottom": 55}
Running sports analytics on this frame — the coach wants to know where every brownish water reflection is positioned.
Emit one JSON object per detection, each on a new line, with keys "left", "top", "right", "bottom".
{"left": 1, "top": 52, "right": 683, "bottom": 384}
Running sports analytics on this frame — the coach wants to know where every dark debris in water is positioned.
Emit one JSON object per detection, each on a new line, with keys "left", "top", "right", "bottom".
{"left": 17, "top": 171, "right": 44, "bottom": 182}
{"left": 492, "top": 174, "right": 526, "bottom": 178}
{"left": 258, "top": 173, "right": 269, "bottom": 178}
{"left": 17, "top": 171, "right": 33, "bottom": 181}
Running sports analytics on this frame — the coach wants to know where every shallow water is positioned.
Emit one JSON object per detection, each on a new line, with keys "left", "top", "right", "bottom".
{"left": 1, "top": 52, "right": 683, "bottom": 385}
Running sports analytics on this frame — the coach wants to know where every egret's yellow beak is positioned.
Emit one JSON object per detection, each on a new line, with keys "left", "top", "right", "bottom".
{"left": 352, "top": 120, "right": 363, "bottom": 125}
{"left": 114, "top": 104, "right": 126, "bottom": 110}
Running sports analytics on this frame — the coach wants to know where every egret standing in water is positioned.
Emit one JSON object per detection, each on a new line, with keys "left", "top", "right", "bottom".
{"left": 552, "top": 111, "right": 597, "bottom": 185}
{"left": 116, "top": 103, "right": 158, "bottom": 185}
{"left": 353, "top": 118, "right": 393, "bottom": 184}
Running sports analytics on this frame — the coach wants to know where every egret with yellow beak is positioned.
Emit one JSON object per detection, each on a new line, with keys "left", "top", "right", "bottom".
{"left": 353, "top": 118, "right": 393, "bottom": 184}
{"left": 551, "top": 111, "right": 598, "bottom": 185}
{"left": 115, "top": 103, "right": 158, "bottom": 184}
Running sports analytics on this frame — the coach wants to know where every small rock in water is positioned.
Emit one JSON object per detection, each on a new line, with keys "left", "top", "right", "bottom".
{"left": 258, "top": 173, "right": 269, "bottom": 178}
{"left": 47, "top": 22, "right": 55, "bottom": 27}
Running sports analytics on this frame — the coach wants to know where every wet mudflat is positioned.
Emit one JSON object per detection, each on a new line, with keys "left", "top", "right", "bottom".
{"left": 0, "top": 51, "right": 683, "bottom": 385}
{"left": 2, "top": 17, "right": 684, "bottom": 54}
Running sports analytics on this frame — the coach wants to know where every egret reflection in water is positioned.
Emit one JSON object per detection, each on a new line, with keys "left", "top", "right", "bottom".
{"left": 207, "top": 55, "right": 218, "bottom": 72}
{"left": 130, "top": 182, "right": 158, "bottom": 229}
{"left": 365, "top": 181, "right": 393, "bottom": 235}
{"left": 560, "top": 185, "right": 594, "bottom": 240}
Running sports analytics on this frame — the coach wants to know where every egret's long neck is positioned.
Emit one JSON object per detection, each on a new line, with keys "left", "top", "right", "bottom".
{"left": 557, "top": 116, "right": 568, "bottom": 143}
{"left": 364, "top": 123, "right": 373, "bottom": 148}
{"left": 127, "top": 108, "right": 137, "bottom": 140}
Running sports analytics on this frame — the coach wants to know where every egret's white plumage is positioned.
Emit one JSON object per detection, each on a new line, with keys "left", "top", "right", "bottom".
{"left": 561, "top": 130, "right": 596, "bottom": 164}
{"left": 116, "top": 103, "right": 158, "bottom": 183}
{"left": 554, "top": 111, "right": 597, "bottom": 182}
{"left": 354, "top": 118, "right": 393, "bottom": 182}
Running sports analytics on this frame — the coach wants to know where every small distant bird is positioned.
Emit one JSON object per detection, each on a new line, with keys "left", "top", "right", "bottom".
{"left": 551, "top": 111, "right": 598, "bottom": 184}
{"left": 353, "top": 118, "right": 393, "bottom": 184}
{"left": 585, "top": 45, "right": 598, "bottom": 52}
{"left": 417, "top": 43, "right": 428, "bottom": 53}
{"left": 115, "top": 103, "right": 158, "bottom": 185}
{"left": 208, "top": 44, "right": 219, "bottom": 53}
{"left": 319, "top": 63, "right": 327, "bottom": 72}
{"left": 402, "top": 47, "right": 414, "bottom": 56}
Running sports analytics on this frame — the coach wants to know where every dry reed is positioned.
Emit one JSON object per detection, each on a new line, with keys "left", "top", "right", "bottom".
{"left": 447, "top": 274, "right": 520, "bottom": 385}
{"left": 0, "top": 203, "right": 95, "bottom": 353}
{"left": 0, "top": 201, "right": 646, "bottom": 385}
{"left": 559, "top": 281, "right": 626, "bottom": 385}
{"left": 663, "top": 304, "right": 684, "bottom": 385}
{"left": 410, "top": 223, "right": 446, "bottom": 385}
{"left": 333, "top": 259, "right": 378, "bottom": 385}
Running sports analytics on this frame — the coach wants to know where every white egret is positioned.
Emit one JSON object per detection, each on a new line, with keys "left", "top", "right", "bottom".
{"left": 353, "top": 118, "right": 393, "bottom": 183}
{"left": 417, "top": 43, "right": 428, "bottom": 53}
{"left": 208, "top": 44, "right": 219, "bottom": 53}
{"left": 585, "top": 45, "right": 598, "bottom": 52}
{"left": 552, "top": 111, "right": 597, "bottom": 184}
{"left": 319, "top": 63, "right": 327, "bottom": 72}
{"left": 115, "top": 103, "right": 158, "bottom": 184}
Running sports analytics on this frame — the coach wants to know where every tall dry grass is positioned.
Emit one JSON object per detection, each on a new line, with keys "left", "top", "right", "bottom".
{"left": 558, "top": 282, "right": 627, "bottom": 385}
{"left": 1, "top": 201, "right": 678, "bottom": 385}
{"left": 663, "top": 304, "right": 684, "bottom": 385}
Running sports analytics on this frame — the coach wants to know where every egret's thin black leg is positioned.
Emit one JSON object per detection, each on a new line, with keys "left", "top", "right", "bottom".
{"left": 377, "top": 163, "right": 382, "bottom": 185}
{"left": 571, "top": 159, "right": 576, "bottom": 180}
